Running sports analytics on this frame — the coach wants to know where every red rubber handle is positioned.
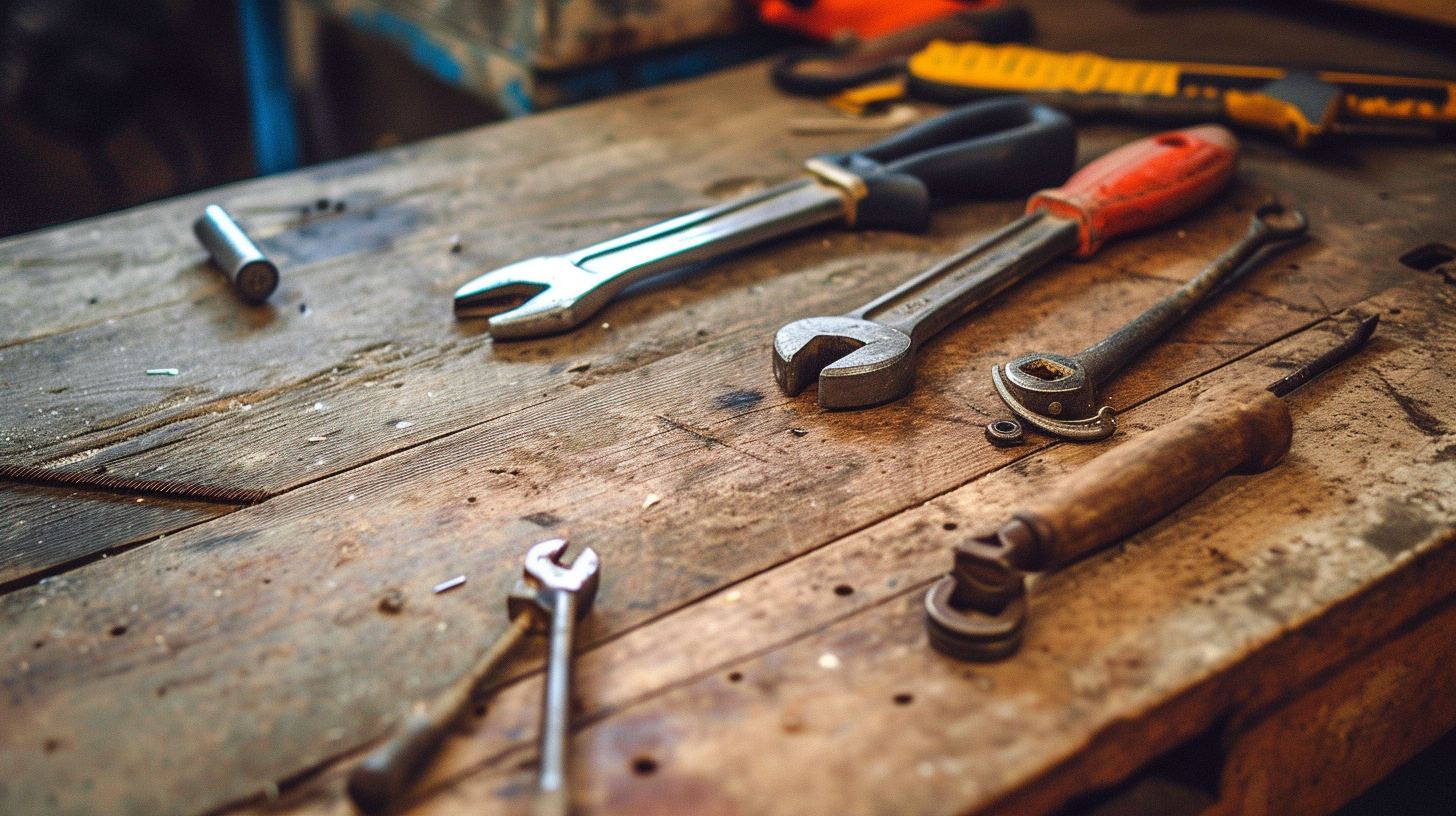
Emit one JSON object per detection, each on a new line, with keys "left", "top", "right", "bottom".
{"left": 1026, "top": 125, "right": 1239, "bottom": 258}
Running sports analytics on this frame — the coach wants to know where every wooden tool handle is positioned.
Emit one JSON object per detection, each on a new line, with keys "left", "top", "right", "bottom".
{"left": 346, "top": 613, "right": 533, "bottom": 813}
{"left": 1016, "top": 382, "right": 1291, "bottom": 571}
{"left": 1027, "top": 125, "right": 1239, "bottom": 258}
{"left": 347, "top": 713, "right": 448, "bottom": 814}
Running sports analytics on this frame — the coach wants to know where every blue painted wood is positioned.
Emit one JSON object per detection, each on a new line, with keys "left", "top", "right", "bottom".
{"left": 239, "top": 0, "right": 301, "bottom": 175}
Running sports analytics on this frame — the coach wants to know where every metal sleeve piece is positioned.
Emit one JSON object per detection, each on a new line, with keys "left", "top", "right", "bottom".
{"left": 194, "top": 204, "right": 279, "bottom": 304}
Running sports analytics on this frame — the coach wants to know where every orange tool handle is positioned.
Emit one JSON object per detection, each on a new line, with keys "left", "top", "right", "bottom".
{"left": 1027, "top": 125, "right": 1239, "bottom": 258}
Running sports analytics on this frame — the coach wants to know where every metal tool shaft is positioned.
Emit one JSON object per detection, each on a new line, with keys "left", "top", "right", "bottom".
{"left": 348, "top": 614, "right": 533, "bottom": 814}
{"left": 572, "top": 180, "right": 849, "bottom": 283}
{"left": 1268, "top": 314, "right": 1379, "bottom": 398}
{"left": 1075, "top": 203, "right": 1305, "bottom": 386}
{"left": 994, "top": 204, "right": 1307, "bottom": 440}
{"left": 856, "top": 212, "right": 1081, "bottom": 346}
{"left": 536, "top": 588, "right": 577, "bottom": 816}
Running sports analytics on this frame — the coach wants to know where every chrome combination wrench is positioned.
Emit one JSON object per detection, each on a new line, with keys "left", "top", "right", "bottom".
{"left": 454, "top": 97, "right": 1075, "bottom": 339}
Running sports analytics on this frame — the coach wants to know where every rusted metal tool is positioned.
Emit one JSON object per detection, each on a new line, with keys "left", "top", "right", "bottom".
{"left": 925, "top": 314, "right": 1378, "bottom": 661}
{"left": 992, "top": 203, "right": 1308, "bottom": 440}
{"left": 347, "top": 539, "right": 599, "bottom": 814}
{"left": 454, "top": 97, "right": 1075, "bottom": 339}
{"left": 774, "top": 125, "right": 1239, "bottom": 409}
{"left": 0, "top": 463, "right": 269, "bottom": 505}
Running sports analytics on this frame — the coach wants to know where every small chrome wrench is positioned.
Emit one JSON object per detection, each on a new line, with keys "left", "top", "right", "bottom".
{"left": 775, "top": 126, "right": 1241, "bottom": 409}
{"left": 518, "top": 538, "right": 601, "bottom": 816}
{"left": 993, "top": 203, "right": 1308, "bottom": 440}
{"left": 346, "top": 540, "right": 598, "bottom": 814}
{"left": 454, "top": 97, "right": 1075, "bottom": 339}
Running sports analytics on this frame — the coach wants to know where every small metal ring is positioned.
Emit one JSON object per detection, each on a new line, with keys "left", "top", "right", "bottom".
{"left": 985, "top": 419, "right": 1025, "bottom": 447}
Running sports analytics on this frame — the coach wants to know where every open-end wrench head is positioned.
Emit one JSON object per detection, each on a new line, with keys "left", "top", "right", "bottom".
{"left": 523, "top": 538, "right": 601, "bottom": 606}
{"left": 454, "top": 257, "right": 612, "bottom": 340}
{"left": 998, "top": 350, "right": 1098, "bottom": 420}
{"left": 773, "top": 316, "right": 915, "bottom": 409}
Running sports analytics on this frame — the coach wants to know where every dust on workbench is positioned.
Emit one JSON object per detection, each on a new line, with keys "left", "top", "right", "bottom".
{"left": 3, "top": 1, "right": 1456, "bottom": 815}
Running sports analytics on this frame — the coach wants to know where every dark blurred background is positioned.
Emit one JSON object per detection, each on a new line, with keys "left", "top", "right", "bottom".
{"left": 0, "top": 0, "right": 501, "bottom": 238}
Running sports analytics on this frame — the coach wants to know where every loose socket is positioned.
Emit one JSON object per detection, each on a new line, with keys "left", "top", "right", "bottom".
{"left": 194, "top": 205, "right": 278, "bottom": 304}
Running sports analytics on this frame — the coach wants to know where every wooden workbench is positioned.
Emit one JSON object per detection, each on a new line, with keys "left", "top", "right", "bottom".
{"left": 3, "top": 2, "right": 1455, "bottom": 815}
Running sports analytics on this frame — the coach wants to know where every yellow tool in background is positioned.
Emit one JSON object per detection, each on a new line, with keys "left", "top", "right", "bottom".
{"left": 905, "top": 41, "right": 1456, "bottom": 148}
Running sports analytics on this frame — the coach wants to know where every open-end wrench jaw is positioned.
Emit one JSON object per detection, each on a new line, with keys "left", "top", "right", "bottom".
{"left": 773, "top": 316, "right": 915, "bottom": 409}
{"left": 454, "top": 257, "right": 614, "bottom": 340}
{"left": 508, "top": 539, "right": 601, "bottom": 625}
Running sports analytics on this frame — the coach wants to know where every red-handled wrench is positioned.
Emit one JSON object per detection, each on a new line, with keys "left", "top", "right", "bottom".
{"left": 773, "top": 125, "right": 1239, "bottom": 409}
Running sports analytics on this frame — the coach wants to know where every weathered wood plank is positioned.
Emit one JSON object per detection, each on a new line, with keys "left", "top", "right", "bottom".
{"left": 317, "top": 280, "right": 1450, "bottom": 816}
{"left": 0, "top": 488, "right": 229, "bottom": 587}
{"left": 3, "top": 129, "right": 1450, "bottom": 583}
{"left": 2, "top": 4, "right": 1455, "bottom": 816}
{"left": 3, "top": 257, "right": 1448, "bottom": 816}
{"left": 1208, "top": 595, "right": 1456, "bottom": 816}
{"left": 5, "top": 0, "right": 1456, "bottom": 581}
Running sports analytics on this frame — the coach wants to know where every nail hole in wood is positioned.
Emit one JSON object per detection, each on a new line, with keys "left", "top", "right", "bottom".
{"left": 632, "top": 756, "right": 658, "bottom": 776}
{"left": 109, "top": 625, "right": 127, "bottom": 637}
{"left": 943, "top": 522, "right": 958, "bottom": 531}
{"left": 728, "top": 671, "right": 743, "bottom": 683}
{"left": 43, "top": 738, "right": 61, "bottom": 754}
{"left": 893, "top": 693, "right": 913, "bottom": 705}
{"left": 834, "top": 584, "right": 853, "bottom": 596}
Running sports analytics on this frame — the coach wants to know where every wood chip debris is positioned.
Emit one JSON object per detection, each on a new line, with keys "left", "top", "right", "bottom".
{"left": 642, "top": 493, "right": 662, "bottom": 509}
{"left": 433, "top": 575, "right": 467, "bottom": 594}
{"left": 567, "top": 361, "right": 592, "bottom": 373}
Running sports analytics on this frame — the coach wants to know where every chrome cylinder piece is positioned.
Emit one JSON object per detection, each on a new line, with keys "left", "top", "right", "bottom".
{"left": 194, "top": 204, "right": 279, "bottom": 304}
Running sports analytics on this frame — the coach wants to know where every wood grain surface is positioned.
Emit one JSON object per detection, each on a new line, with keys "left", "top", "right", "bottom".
{"left": 2, "top": 2, "right": 1455, "bottom": 815}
